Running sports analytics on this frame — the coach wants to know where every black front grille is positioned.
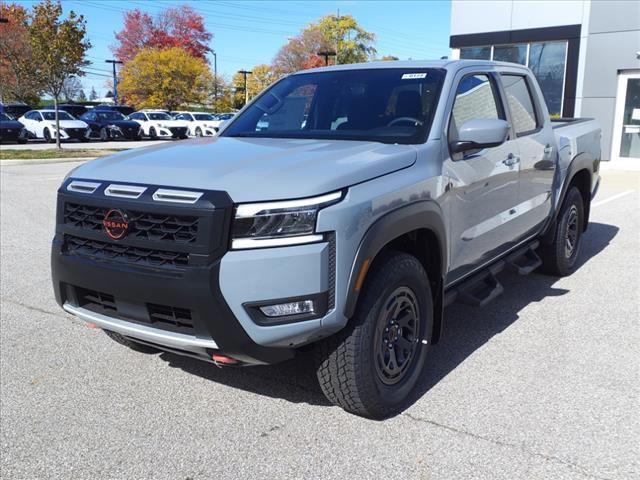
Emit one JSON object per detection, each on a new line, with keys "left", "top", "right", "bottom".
{"left": 65, "top": 235, "right": 188, "bottom": 268}
{"left": 148, "top": 303, "right": 195, "bottom": 332}
{"left": 169, "top": 127, "right": 187, "bottom": 136}
{"left": 64, "top": 128, "right": 86, "bottom": 137}
{"left": 64, "top": 202, "right": 199, "bottom": 244}
{"left": 73, "top": 286, "right": 195, "bottom": 334}
{"left": 77, "top": 287, "right": 116, "bottom": 313}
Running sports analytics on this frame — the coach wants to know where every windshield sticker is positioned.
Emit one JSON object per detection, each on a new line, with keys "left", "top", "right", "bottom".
{"left": 402, "top": 73, "right": 427, "bottom": 80}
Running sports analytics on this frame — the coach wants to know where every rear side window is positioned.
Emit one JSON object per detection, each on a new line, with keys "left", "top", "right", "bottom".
{"left": 501, "top": 74, "right": 539, "bottom": 135}
{"left": 449, "top": 74, "right": 503, "bottom": 140}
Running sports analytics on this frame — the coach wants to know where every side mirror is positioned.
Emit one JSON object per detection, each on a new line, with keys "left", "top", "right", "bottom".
{"left": 450, "top": 118, "right": 509, "bottom": 154}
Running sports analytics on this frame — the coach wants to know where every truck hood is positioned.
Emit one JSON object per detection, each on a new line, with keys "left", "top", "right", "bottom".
{"left": 71, "top": 136, "right": 417, "bottom": 201}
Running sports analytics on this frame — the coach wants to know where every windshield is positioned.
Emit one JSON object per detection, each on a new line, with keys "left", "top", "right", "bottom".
{"left": 147, "top": 112, "right": 172, "bottom": 120}
{"left": 222, "top": 68, "right": 445, "bottom": 144}
{"left": 0, "top": 113, "right": 10, "bottom": 121}
{"left": 194, "top": 114, "right": 215, "bottom": 120}
{"left": 42, "top": 111, "right": 74, "bottom": 121}
{"left": 96, "top": 111, "right": 126, "bottom": 121}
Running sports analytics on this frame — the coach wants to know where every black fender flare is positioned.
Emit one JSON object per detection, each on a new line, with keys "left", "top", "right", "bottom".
{"left": 543, "top": 152, "right": 598, "bottom": 242}
{"left": 343, "top": 201, "right": 448, "bottom": 341}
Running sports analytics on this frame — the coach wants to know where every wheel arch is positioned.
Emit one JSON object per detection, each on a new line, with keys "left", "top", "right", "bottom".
{"left": 343, "top": 201, "right": 447, "bottom": 344}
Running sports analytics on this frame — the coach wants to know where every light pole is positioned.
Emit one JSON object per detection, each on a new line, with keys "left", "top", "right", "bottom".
{"left": 212, "top": 51, "right": 218, "bottom": 112}
{"left": 318, "top": 50, "right": 336, "bottom": 66}
{"left": 105, "top": 59, "right": 123, "bottom": 104}
{"left": 238, "top": 70, "right": 252, "bottom": 106}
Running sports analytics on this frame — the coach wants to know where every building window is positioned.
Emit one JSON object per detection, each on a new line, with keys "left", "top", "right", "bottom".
{"left": 493, "top": 44, "right": 527, "bottom": 65}
{"left": 459, "top": 46, "right": 491, "bottom": 60}
{"left": 458, "top": 40, "right": 568, "bottom": 116}
{"left": 528, "top": 41, "right": 567, "bottom": 117}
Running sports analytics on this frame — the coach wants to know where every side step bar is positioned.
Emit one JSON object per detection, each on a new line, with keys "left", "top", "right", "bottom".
{"left": 444, "top": 241, "right": 540, "bottom": 308}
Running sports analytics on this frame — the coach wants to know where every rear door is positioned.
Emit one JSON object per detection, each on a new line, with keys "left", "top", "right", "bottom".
{"left": 444, "top": 71, "right": 521, "bottom": 283}
{"left": 498, "top": 72, "right": 555, "bottom": 240}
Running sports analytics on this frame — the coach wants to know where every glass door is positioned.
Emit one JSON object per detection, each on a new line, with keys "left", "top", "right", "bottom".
{"left": 611, "top": 71, "right": 640, "bottom": 164}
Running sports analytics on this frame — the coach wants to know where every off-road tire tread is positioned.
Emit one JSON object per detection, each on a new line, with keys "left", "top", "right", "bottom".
{"left": 315, "top": 252, "right": 429, "bottom": 418}
{"left": 539, "top": 186, "right": 584, "bottom": 276}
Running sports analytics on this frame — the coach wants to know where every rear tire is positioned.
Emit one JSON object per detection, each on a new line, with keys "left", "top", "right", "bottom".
{"left": 104, "top": 330, "right": 161, "bottom": 354}
{"left": 315, "top": 252, "right": 433, "bottom": 419}
{"left": 539, "top": 186, "right": 584, "bottom": 276}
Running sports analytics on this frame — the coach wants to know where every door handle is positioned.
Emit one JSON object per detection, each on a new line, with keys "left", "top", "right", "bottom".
{"left": 503, "top": 154, "right": 520, "bottom": 167}
{"left": 543, "top": 144, "right": 553, "bottom": 155}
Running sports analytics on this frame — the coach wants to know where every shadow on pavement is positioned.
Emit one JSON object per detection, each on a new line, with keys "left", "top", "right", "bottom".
{"left": 161, "top": 222, "right": 619, "bottom": 413}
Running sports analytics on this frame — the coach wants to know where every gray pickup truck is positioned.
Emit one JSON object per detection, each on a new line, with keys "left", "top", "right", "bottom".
{"left": 52, "top": 60, "right": 601, "bottom": 418}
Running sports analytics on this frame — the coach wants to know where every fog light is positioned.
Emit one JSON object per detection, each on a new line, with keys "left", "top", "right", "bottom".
{"left": 260, "top": 300, "right": 314, "bottom": 317}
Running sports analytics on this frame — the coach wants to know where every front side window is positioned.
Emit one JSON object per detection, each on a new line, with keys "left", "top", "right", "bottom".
{"left": 501, "top": 74, "right": 538, "bottom": 135}
{"left": 223, "top": 68, "right": 445, "bottom": 144}
{"left": 41, "top": 111, "right": 74, "bottom": 121}
{"left": 449, "top": 74, "right": 503, "bottom": 140}
{"left": 0, "top": 112, "right": 10, "bottom": 121}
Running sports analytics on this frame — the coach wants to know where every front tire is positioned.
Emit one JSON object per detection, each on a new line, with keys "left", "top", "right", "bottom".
{"left": 149, "top": 127, "right": 157, "bottom": 140}
{"left": 99, "top": 127, "right": 109, "bottom": 142}
{"left": 195, "top": 127, "right": 202, "bottom": 137}
{"left": 43, "top": 128, "right": 53, "bottom": 143}
{"left": 539, "top": 186, "right": 584, "bottom": 276}
{"left": 315, "top": 252, "right": 432, "bottom": 418}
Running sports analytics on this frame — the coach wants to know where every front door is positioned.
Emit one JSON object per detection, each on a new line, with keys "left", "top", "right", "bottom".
{"left": 444, "top": 72, "right": 521, "bottom": 283}
{"left": 611, "top": 71, "right": 640, "bottom": 167}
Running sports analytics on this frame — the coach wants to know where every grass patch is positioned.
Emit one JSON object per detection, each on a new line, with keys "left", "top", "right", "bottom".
{"left": 0, "top": 148, "right": 128, "bottom": 160}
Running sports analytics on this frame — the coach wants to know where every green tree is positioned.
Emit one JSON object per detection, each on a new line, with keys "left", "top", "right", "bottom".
{"left": 89, "top": 86, "right": 98, "bottom": 101}
{"left": 380, "top": 55, "right": 399, "bottom": 61}
{"left": 118, "top": 47, "right": 213, "bottom": 110}
{"left": 273, "top": 14, "right": 376, "bottom": 74}
{"left": 77, "top": 89, "right": 87, "bottom": 102}
{"left": 29, "top": 0, "right": 90, "bottom": 148}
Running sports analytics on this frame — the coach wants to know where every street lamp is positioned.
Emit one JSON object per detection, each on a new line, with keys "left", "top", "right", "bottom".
{"left": 238, "top": 70, "right": 252, "bottom": 106}
{"left": 212, "top": 51, "right": 218, "bottom": 112}
{"left": 105, "top": 59, "right": 123, "bottom": 104}
{"left": 318, "top": 50, "right": 337, "bottom": 66}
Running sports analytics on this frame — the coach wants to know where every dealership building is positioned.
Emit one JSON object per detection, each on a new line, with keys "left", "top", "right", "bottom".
{"left": 449, "top": 0, "right": 640, "bottom": 167}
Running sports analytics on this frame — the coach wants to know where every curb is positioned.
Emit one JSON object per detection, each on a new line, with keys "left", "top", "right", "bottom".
{"left": 0, "top": 157, "right": 96, "bottom": 166}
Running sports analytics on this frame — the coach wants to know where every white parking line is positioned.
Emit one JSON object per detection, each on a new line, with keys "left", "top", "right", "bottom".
{"left": 592, "top": 189, "right": 636, "bottom": 208}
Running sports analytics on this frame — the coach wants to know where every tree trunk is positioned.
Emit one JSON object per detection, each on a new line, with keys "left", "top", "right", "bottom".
{"left": 54, "top": 96, "right": 61, "bottom": 149}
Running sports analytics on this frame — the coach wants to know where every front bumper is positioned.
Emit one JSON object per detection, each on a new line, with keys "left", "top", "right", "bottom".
{"left": 51, "top": 182, "right": 336, "bottom": 365}
{"left": 51, "top": 235, "right": 295, "bottom": 365}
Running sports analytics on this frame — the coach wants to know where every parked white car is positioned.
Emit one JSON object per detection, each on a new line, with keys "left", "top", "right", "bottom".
{"left": 127, "top": 110, "right": 189, "bottom": 139}
{"left": 19, "top": 109, "right": 89, "bottom": 142}
{"left": 173, "top": 111, "right": 219, "bottom": 136}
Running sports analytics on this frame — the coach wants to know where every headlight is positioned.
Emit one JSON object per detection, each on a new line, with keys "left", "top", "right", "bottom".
{"left": 231, "top": 191, "right": 342, "bottom": 249}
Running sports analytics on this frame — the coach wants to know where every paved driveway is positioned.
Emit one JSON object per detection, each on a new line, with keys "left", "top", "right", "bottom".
{"left": 1, "top": 163, "right": 638, "bottom": 479}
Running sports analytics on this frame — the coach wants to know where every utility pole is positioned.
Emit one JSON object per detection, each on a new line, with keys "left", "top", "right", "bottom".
{"left": 105, "top": 59, "right": 123, "bottom": 104}
{"left": 335, "top": 8, "right": 340, "bottom": 65}
{"left": 238, "top": 70, "right": 252, "bottom": 106}
{"left": 318, "top": 50, "right": 336, "bottom": 66}
{"left": 212, "top": 51, "right": 218, "bottom": 112}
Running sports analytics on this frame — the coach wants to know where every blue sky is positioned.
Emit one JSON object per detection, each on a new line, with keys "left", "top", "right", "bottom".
{"left": 16, "top": 0, "right": 452, "bottom": 97}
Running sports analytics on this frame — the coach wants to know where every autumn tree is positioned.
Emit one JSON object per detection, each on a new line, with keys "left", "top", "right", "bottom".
{"left": 380, "top": 55, "right": 399, "bottom": 61}
{"left": 0, "top": 3, "right": 42, "bottom": 104}
{"left": 230, "top": 65, "right": 277, "bottom": 107}
{"left": 29, "top": 0, "right": 90, "bottom": 148}
{"left": 112, "top": 5, "right": 212, "bottom": 63}
{"left": 118, "top": 47, "right": 213, "bottom": 110}
{"left": 273, "top": 14, "right": 376, "bottom": 74}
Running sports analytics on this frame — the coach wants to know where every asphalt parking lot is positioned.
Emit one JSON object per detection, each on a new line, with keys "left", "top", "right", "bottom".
{"left": 1, "top": 162, "right": 638, "bottom": 479}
